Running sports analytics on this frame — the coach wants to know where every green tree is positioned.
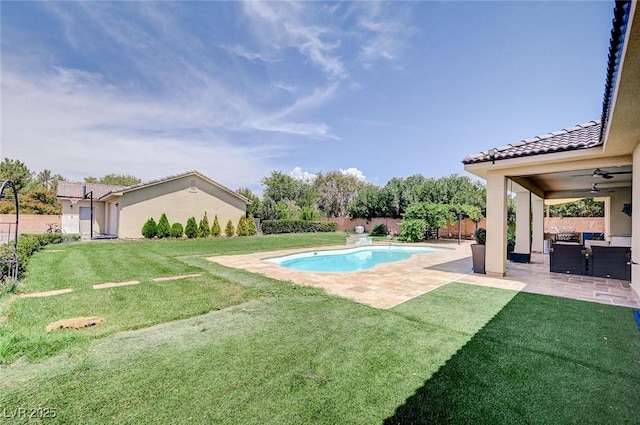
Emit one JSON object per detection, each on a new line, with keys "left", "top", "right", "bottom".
{"left": 185, "top": 217, "right": 198, "bottom": 238}
{"left": 84, "top": 174, "right": 141, "bottom": 186}
{"left": 549, "top": 199, "right": 604, "bottom": 217}
{"left": 276, "top": 200, "right": 300, "bottom": 220}
{"left": 348, "top": 185, "right": 394, "bottom": 220}
{"left": 211, "top": 215, "right": 221, "bottom": 237}
{"left": 224, "top": 219, "right": 235, "bottom": 237}
{"left": 237, "top": 187, "right": 262, "bottom": 218}
{"left": 0, "top": 188, "right": 61, "bottom": 215}
{"left": 261, "top": 170, "right": 318, "bottom": 209}
{"left": 199, "top": 212, "right": 211, "bottom": 237}
{"left": 236, "top": 216, "right": 248, "bottom": 236}
{"left": 262, "top": 171, "right": 300, "bottom": 204}
{"left": 384, "top": 177, "right": 411, "bottom": 218}
{"left": 245, "top": 214, "right": 258, "bottom": 236}
{"left": 36, "top": 169, "right": 53, "bottom": 189}
{"left": 260, "top": 198, "right": 278, "bottom": 221}
{"left": 398, "top": 219, "right": 428, "bottom": 243}
{"left": 299, "top": 206, "right": 322, "bottom": 221}
{"left": 141, "top": 218, "right": 158, "bottom": 239}
{"left": 157, "top": 213, "right": 171, "bottom": 238}
{"left": 402, "top": 202, "right": 452, "bottom": 229}
{"left": 0, "top": 158, "right": 33, "bottom": 192}
{"left": 170, "top": 222, "right": 184, "bottom": 238}
{"left": 314, "top": 171, "right": 368, "bottom": 217}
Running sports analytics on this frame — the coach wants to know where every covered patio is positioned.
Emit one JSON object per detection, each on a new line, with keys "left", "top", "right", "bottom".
{"left": 463, "top": 1, "right": 639, "bottom": 300}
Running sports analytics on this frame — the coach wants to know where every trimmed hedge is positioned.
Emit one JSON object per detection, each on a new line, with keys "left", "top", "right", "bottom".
{"left": 170, "top": 222, "right": 184, "bottom": 238}
{"left": 0, "top": 233, "right": 77, "bottom": 284}
{"left": 142, "top": 218, "right": 158, "bottom": 239}
{"left": 261, "top": 220, "right": 338, "bottom": 235}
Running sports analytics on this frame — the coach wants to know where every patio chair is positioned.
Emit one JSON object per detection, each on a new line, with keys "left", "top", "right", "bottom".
{"left": 549, "top": 243, "right": 586, "bottom": 275}
{"left": 589, "top": 246, "right": 631, "bottom": 280}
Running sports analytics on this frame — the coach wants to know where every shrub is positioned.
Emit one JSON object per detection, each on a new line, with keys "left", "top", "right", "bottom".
{"left": 199, "top": 212, "right": 211, "bottom": 238}
{"left": 236, "top": 216, "right": 248, "bottom": 237}
{"left": 246, "top": 215, "right": 258, "bottom": 236}
{"left": 225, "top": 219, "right": 235, "bottom": 237}
{"left": 299, "top": 207, "right": 322, "bottom": 221}
{"left": 474, "top": 227, "right": 486, "bottom": 245}
{"left": 398, "top": 219, "right": 427, "bottom": 243}
{"left": 211, "top": 215, "right": 221, "bottom": 237}
{"left": 141, "top": 218, "right": 158, "bottom": 239}
{"left": 261, "top": 220, "right": 338, "bottom": 235}
{"left": 185, "top": 217, "right": 198, "bottom": 239}
{"left": 0, "top": 233, "right": 66, "bottom": 284}
{"left": 170, "top": 222, "right": 184, "bottom": 238}
{"left": 157, "top": 213, "right": 171, "bottom": 239}
{"left": 370, "top": 224, "right": 387, "bottom": 236}
{"left": 62, "top": 234, "right": 81, "bottom": 242}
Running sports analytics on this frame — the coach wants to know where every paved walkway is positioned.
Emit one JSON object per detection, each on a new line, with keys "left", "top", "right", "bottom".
{"left": 209, "top": 241, "right": 639, "bottom": 309}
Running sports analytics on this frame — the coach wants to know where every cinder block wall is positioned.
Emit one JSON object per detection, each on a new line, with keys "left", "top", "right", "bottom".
{"left": 0, "top": 214, "right": 61, "bottom": 234}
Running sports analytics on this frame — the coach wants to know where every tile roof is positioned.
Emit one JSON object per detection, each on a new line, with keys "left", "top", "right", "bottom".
{"left": 462, "top": 121, "right": 602, "bottom": 165}
{"left": 101, "top": 170, "right": 250, "bottom": 203}
{"left": 56, "top": 171, "right": 250, "bottom": 204}
{"left": 600, "top": 1, "right": 633, "bottom": 142}
{"left": 56, "top": 181, "right": 124, "bottom": 199}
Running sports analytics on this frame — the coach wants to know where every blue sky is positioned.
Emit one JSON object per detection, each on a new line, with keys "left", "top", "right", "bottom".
{"left": 1, "top": 1, "right": 614, "bottom": 193}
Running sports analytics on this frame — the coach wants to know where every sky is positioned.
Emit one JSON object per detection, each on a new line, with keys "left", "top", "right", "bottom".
{"left": 1, "top": 1, "right": 615, "bottom": 194}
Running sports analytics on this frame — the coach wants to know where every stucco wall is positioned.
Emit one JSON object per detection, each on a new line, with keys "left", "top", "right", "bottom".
{"left": 61, "top": 199, "right": 107, "bottom": 235}
{"left": 609, "top": 187, "right": 633, "bottom": 236}
{"left": 117, "top": 175, "right": 247, "bottom": 238}
{"left": 632, "top": 143, "right": 640, "bottom": 298}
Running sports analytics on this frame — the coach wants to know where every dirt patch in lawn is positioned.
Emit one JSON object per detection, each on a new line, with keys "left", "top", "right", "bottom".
{"left": 46, "top": 316, "right": 104, "bottom": 332}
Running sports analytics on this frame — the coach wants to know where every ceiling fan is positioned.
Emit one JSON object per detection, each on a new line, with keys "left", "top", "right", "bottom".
{"left": 581, "top": 183, "right": 615, "bottom": 194}
{"left": 590, "top": 168, "right": 631, "bottom": 179}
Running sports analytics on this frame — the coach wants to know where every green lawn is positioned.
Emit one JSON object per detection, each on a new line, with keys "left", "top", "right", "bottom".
{"left": 1, "top": 234, "right": 638, "bottom": 424}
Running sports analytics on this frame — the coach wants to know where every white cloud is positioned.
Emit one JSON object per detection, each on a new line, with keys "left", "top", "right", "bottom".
{"left": 226, "top": 44, "right": 277, "bottom": 63}
{"left": 0, "top": 68, "right": 278, "bottom": 188}
{"left": 242, "top": 1, "right": 347, "bottom": 80}
{"left": 340, "top": 167, "right": 367, "bottom": 182}
{"left": 353, "top": 3, "right": 414, "bottom": 69}
{"left": 289, "top": 167, "right": 317, "bottom": 183}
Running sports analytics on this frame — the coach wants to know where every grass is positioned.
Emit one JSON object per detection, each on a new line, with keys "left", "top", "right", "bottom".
{"left": 1, "top": 234, "right": 639, "bottom": 424}
{"left": 386, "top": 292, "right": 640, "bottom": 424}
{"left": 1, "top": 233, "right": 345, "bottom": 362}
{"left": 21, "top": 232, "right": 347, "bottom": 292}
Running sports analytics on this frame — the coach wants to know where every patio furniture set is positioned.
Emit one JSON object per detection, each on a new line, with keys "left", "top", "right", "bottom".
{"left": 549, "top": 240, "right": 631, "bottom": 280}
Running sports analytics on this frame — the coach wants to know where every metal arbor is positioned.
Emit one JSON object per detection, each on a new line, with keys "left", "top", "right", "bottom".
{"left": 0, "top": 180, "right": 19, "bottom": 281}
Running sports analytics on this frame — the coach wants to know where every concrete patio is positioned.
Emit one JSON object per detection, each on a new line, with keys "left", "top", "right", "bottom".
{"left": 209, "top": 240, "right": 639, "bottom": 309}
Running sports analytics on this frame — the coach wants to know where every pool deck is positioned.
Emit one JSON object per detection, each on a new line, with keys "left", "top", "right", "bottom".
{"left": 208, "top": 240, "right": 639, "bottom": 310}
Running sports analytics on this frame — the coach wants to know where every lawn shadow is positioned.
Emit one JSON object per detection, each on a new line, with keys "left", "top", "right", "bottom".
{"left": 422, "top": 257, "right": 472, "bottom": 273}
{"left": 384, "top": 292, "right": 640, "bottom": 425}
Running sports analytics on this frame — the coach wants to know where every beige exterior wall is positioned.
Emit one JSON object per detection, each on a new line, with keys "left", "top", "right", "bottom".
{"left": 609, "top": 187, "right": 632, "bottom": 237}
{"left": 117, "top": 175, "right": 247, "bottom": 238}
{"left": 60, "top": 199, "right": 107, "bottom": 236}
{"left": 632, "top": 143, "right": 640, "bottom": 298}
{"left": 485, "top": 171, "right": 508, "bottom": 276}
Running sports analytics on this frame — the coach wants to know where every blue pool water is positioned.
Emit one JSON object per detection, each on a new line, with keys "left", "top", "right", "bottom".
{"left": 266, "top": 246, "right": 436, "bottom": 272}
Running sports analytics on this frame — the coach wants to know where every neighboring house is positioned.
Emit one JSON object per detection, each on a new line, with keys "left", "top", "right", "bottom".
{"left": 56, "top": 171, "right": 250, "bottom": 239}
{"left": 462, "top": 1, "right": 639, "bottom": 297}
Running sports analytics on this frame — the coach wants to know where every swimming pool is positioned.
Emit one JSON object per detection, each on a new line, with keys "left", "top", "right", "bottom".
{"left": 265, "top": 245, "right": 437, "bottom": 272}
